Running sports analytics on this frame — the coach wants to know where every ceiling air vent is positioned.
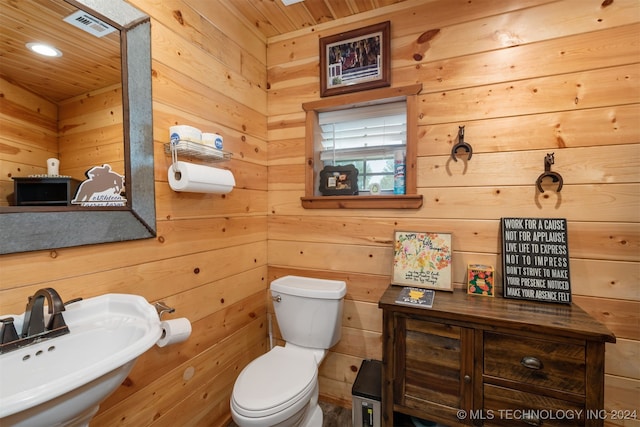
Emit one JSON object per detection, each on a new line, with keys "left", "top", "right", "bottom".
{"left": 63, "top": 10, "right": 116, "bottom": 38}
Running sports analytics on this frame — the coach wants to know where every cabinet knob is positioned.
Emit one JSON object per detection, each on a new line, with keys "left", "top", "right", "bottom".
{"left": 463, "top": 374, "right": 471, "bottom": 383}
{"left": 520, "top": 356, "right": 543, "bottom": 370}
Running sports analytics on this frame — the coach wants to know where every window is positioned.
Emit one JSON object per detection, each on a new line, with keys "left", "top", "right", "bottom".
{"left": 302, "top": 84, "right": 423, "bottom": 209}
{"left": 319, "top": 102, "right": 406, "bottom": 194}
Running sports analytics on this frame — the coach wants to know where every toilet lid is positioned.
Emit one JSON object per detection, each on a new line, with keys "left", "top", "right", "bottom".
{"left": 232, "top": 346, "right": 317, "bottom": 416}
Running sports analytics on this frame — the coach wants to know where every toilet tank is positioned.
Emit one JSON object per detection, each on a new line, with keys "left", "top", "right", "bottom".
{"left": 270, "top": 275, "right": 346, "bottom": 349}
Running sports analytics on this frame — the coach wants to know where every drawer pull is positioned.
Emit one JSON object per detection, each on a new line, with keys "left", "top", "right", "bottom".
{"left": 520, "top": 356, "right": 543, "bottom": 370}
{"left": 463, "top": 374, "right": 471, "bottom": 383}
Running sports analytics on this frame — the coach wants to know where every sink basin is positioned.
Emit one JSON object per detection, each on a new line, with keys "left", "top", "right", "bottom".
{"left": 0, "top": 293, "right": 162, "bottom": 427}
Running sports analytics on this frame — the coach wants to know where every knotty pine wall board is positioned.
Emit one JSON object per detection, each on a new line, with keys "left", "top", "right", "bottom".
{"left": 93, "top": 311, "right": 267, "bottom": 424}
{"left": 0, "top": 0, "right": 636, "bottom": 423}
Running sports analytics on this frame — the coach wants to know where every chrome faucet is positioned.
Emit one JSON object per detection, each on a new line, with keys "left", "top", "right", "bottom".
{"left": 21, "top": 288, "right": 68, "bottom": 338}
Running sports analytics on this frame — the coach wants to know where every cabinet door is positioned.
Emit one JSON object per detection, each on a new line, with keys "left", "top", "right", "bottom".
{"left": 395, "top": 316, "right": 474, "bottom": 424}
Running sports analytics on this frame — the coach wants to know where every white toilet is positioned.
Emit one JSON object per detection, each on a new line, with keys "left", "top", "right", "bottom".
{"left": 230, "top": 275, "right": 347, "bottom": 427}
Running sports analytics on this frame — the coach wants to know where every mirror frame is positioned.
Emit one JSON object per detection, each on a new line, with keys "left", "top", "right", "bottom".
{"left": 0, "top": 0, "right": 156, "bottom": 255}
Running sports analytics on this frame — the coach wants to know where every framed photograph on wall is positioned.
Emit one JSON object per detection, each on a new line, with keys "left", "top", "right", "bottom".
{"left": 319, "top": 21, "right": 391, "bottom": 97}
{"left": 392, "top": 231, "right": 453, "bottom": 291}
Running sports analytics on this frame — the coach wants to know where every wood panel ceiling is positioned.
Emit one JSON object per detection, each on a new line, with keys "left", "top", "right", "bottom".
{"left": 0, "top": 0, "right": 121, "bottom": 104}
{"left": 0, "top": 0, "right": 404, "bottom": 104}
{"left": 223, "top": 0, "right": 409, "bottom": 39}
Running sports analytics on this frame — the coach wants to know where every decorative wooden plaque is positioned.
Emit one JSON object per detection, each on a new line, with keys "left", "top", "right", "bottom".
{"left": 501, "top": 217, "right": 571, "bottom": 304}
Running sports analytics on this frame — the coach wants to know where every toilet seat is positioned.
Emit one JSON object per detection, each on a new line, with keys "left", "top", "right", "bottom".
{"left": 231, "top": 346, "right": 318, "bottom": 419}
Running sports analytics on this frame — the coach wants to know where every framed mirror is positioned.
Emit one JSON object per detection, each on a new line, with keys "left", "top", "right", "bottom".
{"left": 0, "top": 0, "right": 155, "bottom": 254}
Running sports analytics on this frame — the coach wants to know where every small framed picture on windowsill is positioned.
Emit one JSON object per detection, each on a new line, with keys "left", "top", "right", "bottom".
{"left": 319, "top": 21, "right": 391, "bottom": 97}
{"left": 319, "top": 165, "right": 359, "bottom": 196}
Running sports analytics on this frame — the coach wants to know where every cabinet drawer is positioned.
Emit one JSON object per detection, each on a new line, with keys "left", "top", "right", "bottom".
{"left": 484, "top": 332, "right": 585, "bottom": 395}
{"left": 483, "top": 384, "right": 584, "bottom": 426}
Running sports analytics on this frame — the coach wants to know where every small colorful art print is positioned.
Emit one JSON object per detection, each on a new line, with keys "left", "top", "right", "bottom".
{"left": 392, "top": 231, "right": 453, "bottom": 291}
{"left": 467, "top": 264, "right": 494, "bottom": 297}
{"left": 319, "top": 21, "right": 391, "bottom": 97}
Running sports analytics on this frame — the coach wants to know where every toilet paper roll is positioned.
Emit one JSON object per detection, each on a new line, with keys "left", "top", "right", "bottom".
{"left": 168, "top": 161, "right": 235, "bottom": 194}
{"left": 157, "top": 318, "right": 192, "bottom": 348}
{"left": 47, "top": 158, "right": 60, "bottom": 176}
{"left": 169, "top": 125, "right": 202, "bottom": 144}
{"left": 202, "top": 133, "right": 223, "bottom": 150}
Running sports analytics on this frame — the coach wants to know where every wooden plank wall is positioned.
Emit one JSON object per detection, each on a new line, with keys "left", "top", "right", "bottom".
{"left": 0, "top": 0, "right": 637, "bottom": 425}
{"left": 57, "top": 84, "right": 126, "bottom": 180}
{"left": 266, "top": 0, "right": 640, "bottom": 422}
{"left": 0, "top": 76, "right": 58, "bottom": 205}
{"left": 0, "top": 78, "right": 124, "bottom": 203}
{"left": 0, "top": 0, "right": 269, "bottom": 425}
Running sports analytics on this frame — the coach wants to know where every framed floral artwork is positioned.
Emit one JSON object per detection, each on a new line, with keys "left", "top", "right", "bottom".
{"left": 392, "top": 231, "right": 453, "bottom": 291}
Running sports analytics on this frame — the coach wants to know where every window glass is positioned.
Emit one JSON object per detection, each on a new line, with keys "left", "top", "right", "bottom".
{"left": 319, "top": 101, "right": 406, "bottom": 193}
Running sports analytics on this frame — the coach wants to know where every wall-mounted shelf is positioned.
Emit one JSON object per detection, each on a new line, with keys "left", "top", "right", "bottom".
{"left": 164, "top": 140, "right": 231, "bottom": 163}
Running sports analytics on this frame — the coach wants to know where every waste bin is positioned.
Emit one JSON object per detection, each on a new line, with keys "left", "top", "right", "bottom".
{"left": 352, "top": 359, "right": 382, "bottom": 427}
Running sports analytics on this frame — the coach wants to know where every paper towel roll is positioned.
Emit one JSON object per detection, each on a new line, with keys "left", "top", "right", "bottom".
{"left": 157, "top": 318, "right": 192, "bottom": 347}
{"left": 168, "top": 161, "right": 235, "bottom": 194}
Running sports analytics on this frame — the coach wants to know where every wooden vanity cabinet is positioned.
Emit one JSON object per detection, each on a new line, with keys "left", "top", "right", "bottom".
{"left": 379, "top": 286, "right": 616, "bottom": 427}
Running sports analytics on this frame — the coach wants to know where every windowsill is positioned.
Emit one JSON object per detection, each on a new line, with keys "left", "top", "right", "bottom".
{"left": 301, "top": 194, "right": 423, "bottom": 209}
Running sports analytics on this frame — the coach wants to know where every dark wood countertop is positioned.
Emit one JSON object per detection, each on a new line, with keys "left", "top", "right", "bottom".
{"left": 379, "top": 285, "right": 616, "bottom": 343}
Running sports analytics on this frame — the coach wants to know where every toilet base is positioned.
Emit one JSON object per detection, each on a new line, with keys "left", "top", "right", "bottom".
{"left": 231, "top": 382, "right": 321, "bottom": 427}
{"left": 231, "top": 400, "right": 322, "bottom": 427}
{"left": 299, "top": 403, "right": 322, "bottom": 427}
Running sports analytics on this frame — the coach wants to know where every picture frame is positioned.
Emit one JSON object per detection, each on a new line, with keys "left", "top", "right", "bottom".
{"left": 392, "top": 231, "right": 453, "bottom": 291}
{"left": 319, "top": 21, "right": 391, "bottom": 97}
{"left": 319, "top": 165, "right": 359, "bottom": 196}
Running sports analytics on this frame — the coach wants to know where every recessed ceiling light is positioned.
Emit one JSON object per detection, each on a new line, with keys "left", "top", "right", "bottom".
{"left": 26, "top": 42, "right": 62, "bottom": 57}
{"left": 281, "top": 0, "right": 304, "bottom": 5}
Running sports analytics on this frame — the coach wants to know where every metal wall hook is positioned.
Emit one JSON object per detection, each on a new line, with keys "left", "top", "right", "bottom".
{"left": 535, "top": 152, "right": 563, "bottom": 193}
{"left": 451, "top": 126, "right": 473, "bottom": 162}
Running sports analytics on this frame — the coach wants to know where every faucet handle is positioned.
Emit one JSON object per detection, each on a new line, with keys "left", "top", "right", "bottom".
{"left": 1, "top": 318, "right": 19, "bottom": 344}
{"left": 47, "top": 313, "right": 68, "bottom": 331}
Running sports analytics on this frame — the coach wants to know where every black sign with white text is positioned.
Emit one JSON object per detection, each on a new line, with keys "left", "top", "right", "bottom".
{"left": 501, "top": 217, "right": 571, "bottom": 304}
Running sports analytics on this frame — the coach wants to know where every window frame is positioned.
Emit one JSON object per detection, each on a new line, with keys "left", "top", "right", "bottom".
{"left": 301, "top": 84, "right": 423, "bottom": 209}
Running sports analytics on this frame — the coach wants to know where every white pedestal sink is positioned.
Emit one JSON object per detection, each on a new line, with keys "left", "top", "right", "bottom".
{"left": 0, "top": 294, "right": 163, "bottom": 427}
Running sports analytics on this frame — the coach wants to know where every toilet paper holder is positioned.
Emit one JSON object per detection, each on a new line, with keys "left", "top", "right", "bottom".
{"left": 168, "top": 137, "right": 232, "bottom": 182}
{"left": 154, "top": 301, "right": 175, "bottom": 320}
{"left": 165, "top": 140, "right": 232, "bottom": 164}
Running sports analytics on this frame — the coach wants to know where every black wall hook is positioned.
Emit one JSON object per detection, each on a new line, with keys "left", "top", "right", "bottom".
{"left": 535, "top": 152, "right": 563, "bottom": 193}
{"left": 451, "top": 126, "right": 473, "bottom": 162}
